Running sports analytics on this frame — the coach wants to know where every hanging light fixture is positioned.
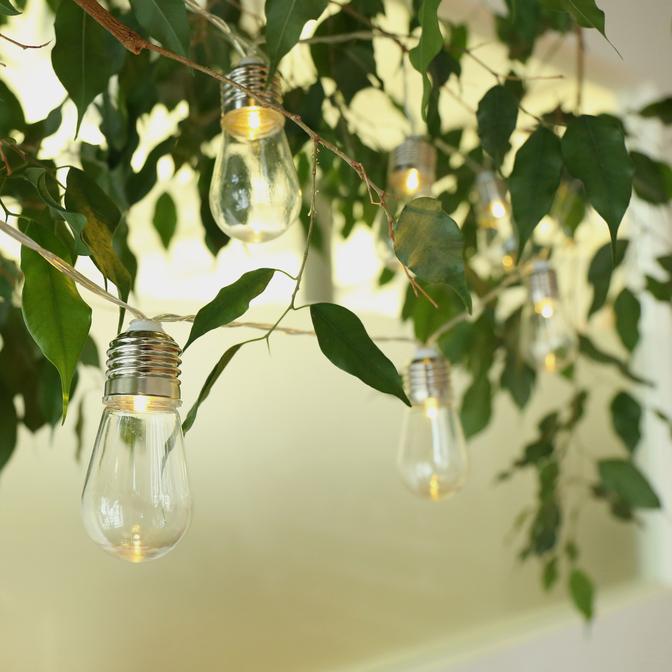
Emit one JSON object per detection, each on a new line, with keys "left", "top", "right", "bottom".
{"left": 520, "top": 262, "right": 578, "bottom": 373}
{"left": 209, "top": 57, "right": 301, "bottom": 243}
{"left": 474, "top": 170, "right": 517, "bottom": 271}
{"left": 397, "top": 348, "right": 468, "bottom": 501}
{"left": 81, "top": 320, "right": 192, "bottom": 563}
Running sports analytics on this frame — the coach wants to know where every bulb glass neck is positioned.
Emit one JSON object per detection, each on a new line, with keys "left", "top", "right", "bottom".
{"left": 221, "top": 59, "right": 284, "bottom": 140}
{"left": 104, "top": 321, "right": 182, "bottom": 402}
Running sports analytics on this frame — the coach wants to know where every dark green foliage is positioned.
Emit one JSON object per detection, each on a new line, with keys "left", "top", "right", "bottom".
{"left": 477, "top": 85, "right": 519, "bottom": 166}
{"left": 610, "top": 392, "right": 641, "bottom": 454}
{"left": 586, "top": 240, "right": 628, "bottom": 316}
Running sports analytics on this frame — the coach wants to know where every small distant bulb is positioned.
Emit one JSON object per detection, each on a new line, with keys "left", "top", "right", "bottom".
{"left": 210, "top": 58, "right": 301, "bottom": 243}
{"left": 521, "top": 263, "right": 578, "bottom": 373}
{"left": 398, "top": 349, "right": 468, "bottom": 501}
{"left": 81, "top": 321, "right": 192, "bottom": 563}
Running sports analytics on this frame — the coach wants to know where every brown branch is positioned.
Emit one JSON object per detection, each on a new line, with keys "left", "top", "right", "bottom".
{"left": 70, "top": 0, "right": 428, "bottom": 299}
{"left": 575, "top": 26, "right": 585, "bottom": 113}
{"left": 0, "top": 33, "right": 50, "bottom": 50}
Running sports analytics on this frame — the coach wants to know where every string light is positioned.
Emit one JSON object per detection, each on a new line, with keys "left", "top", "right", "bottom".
{"left": 397, "top": 348, "right": 468, "bottom": 501}
{"left": 81, "top": 320, "right": 192, "bottom": 563}
{"left": 520, "top": 262, "right": 577, "bottom": 373}
{"left": 474, "top": 170, "right": 517, "bottom": 271}
{"left": 209, "top": 57, "right": 301, "bottom": 243}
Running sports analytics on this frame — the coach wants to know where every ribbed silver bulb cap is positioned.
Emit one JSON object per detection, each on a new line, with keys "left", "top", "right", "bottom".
{"left": 389, "top": 136, "right": 437, "bottom": 177}
{"left": 221, "top": 57, "right": 283, "bottom": 116}
{"left": 104, "top": 320, "right": 182, "bottom": 401}
{"left": 406, "top": 347, "right": 452, "bottom": 405}
{"left": 528, "top": 261, "right": 559, "bottom": 305}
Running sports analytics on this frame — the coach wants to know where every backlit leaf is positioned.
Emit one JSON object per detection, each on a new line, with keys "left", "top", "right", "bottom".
{"left": 409, "top": 0, "right": 443, "bottom": 120}
{"left": 130, "top": 0, "right": 190, "bottom": 56}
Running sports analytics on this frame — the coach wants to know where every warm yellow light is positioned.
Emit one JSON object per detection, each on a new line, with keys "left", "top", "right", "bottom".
{"left": 489, "top": 199, "right": 508, "bottom": 220}
{"left": 424, "top": 397, "right": 440, "bottom": 419}
{"left": 132, "top": 395, "right": 150, "bottom": 413}
{"left": 502, "top": 254, "right": 515, "bottom": 271}
{"left": 222, "top": 105, "right": 284, "bottom": 141}
{"left": 404, "top": 168, "right": 420, "bottom": 194}
{"left": 544, "top": 352, "right": 558, "bottom": 373}
{"left": 534, "top": 298, "right": 556, "bottom": 319}
{"left": 429, "top": 474, "right": 441, "bottom": 501}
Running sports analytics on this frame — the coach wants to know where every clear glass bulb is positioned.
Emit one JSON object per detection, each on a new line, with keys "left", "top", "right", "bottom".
{"left": 81, "top": 395, "right": 192, "bottom": 563}
{"left": 209, "top": 108, "right": 301, "bottom": 244}
{"left": 388, "top": 166, "right": 434, "bottom": 199}
{"left": 398, "top": 397, "right": 469, "bottom": 501}
{"left": 520, "top": 297, "right": 578, "bottom": 373}
{"left": 475, "top": 171, "right": 517, "bottom": 270}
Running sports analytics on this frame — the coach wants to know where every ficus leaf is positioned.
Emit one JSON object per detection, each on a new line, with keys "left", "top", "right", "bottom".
{"left": 569, "top": 568, "right": 594, "bottom": 621}
{"left": 639, "top": 96, "right": 672, "bottom": 125}
{"left": 310, "top": 303, "right": 410, "bottom": 405}
{"left": 130, "top": 0, "right": 190, "bottom": 57}
{"left": 476, "top": 85, "right": 519, "bottom": 166}
{"left": 645, "top": 275, "right": 672, "bottom": 302}
{"left": 542, "top": 557, "right": 558, "bottom": 591}
{"left": 610, "top": 391, "right": 641, "bottom": 454}
{"left": 51, "top": 1, "right": 125, "bottom": 133}
{"left": 0, "top": 382, "right": 17, "bottom": 473}
{"left": 184, "top": 269, "right": 275, "bottom": 350}
{"left": 586, "top": 240, "right": 628, "bottom": 316}
{"left": 578, "top": 335, "right": 648, "bottom": 386}
{"left": 0, "top": 0, "right": 20, "bottom": 16}
{"left": 613, "top": 288, "right": 640, "bottom": 352}
{"left": 500, "top": 351, "right": 536, "bottom": 410}
{"left": 183, "top": 343, "right": 244, "bottom": 433}
{"left": 0, "top": 80, "right": 26, "bottom": 136}
{"left": 631, "top": 151, "right": 672, "bottom": 205}
{"left": 64, "top": 168, "right": 131, "bottom": 305}
{"left": 509, "top": 126, "right": 563, "bottom": 257}
{"left": 562, "top": 115, "right": 633, "bottom": 251}
{"left": 265, "top": 0, "right": 329, "bottom": 77}
{"left": 460, "top": 376, "right": 492, "bottom": 438}
{"left": 598, "top": 459, "right": 660, "bottom": 509}
{"left": 395, "top": 197, "right": 471, "bottom": 312}
{"left": 153, "top": 192, "right": 178, "bottom": 250}
{"left": 20, "top": 222, "right": 92, "bottom": 419}
{"left": 409, "top": 0, "right": 443, "bottom": 121}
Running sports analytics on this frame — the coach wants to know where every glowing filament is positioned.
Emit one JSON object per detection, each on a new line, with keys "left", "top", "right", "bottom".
{"left": 544, "top": 352, "right": 558, "bottom": 373}
{"left": 489, "top": 199, "right": 508, "bottom": 220}
{"left": 534, "top": 298, "right": 556, "bottom": 319}
{"left": 424, "top": 397, "right": 440, "bottom": 419}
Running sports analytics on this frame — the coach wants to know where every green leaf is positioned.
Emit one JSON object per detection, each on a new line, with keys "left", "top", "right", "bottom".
{"left": 20, "top": 223, "right": 92, "bottom": 418}
{"left": 501, "top": 351, "right": 536, "bottom": 409}
{"left": 586, "top": 240, "right": 628, "bottom": 316}
{"left": 184, "top": 269, "right": 275, "bottom": 350}
{"left": 639, "top": 96, "right": 672, "bottom": 125}
{"left": 563, "top": 0, "right": 605, "bottom": 34}
{"left": 614, "top": 288, "right": 640, "bottom": 351}
{"left": 645, "top": 275, "right": 672, "bottom": 302}
{"left": 610, "top": 391, "right": 641, "bottom": 454}
{"left": 310, "top": 303, "right": 410, "bottom": 405}
{"left": 51, "top": 1, "right": 125, "bottom": 133}
{"left": 0, "top": 383, "right": 17, "bottom": 473}
{"left": 569, "top": 569, "right": 594, "bottom": 621}
{"left": 561, "top": 115, "right": 633, "bottom": 250}
{"left": 460, "top": 376, "right": 492, "bottom": 438}
{"left": 543, "top": 557, "right": 558, "bottom": 591}
{"left": 578, "top": 335, "right": 648, "bottom": 385}
{"left": 0, "top": 0, "right": 20, "bottom": 16}
{"left": 265, "top": 0, "right": 329, "bottom": 77}
{"left": 409, "top": 0, "right": 443, "bottom": 120}
{"left": 183, "top": 343, "right": 244, "bottom": 433}
{"left": 130, "top": 0, "right": 190, "bottom": 57}
{"left": 80, "top": 335, "right": 100, "bottom": 368}
{"left": 476, "top": 85, "right": 519, "bottom": 166}
{"left": 64, "top": 168, "right": 131, "bottom": 303}
{"left": 395, "top": 198, "right": 471, "bottom": 311}
{"left": 631, "top": 151, "right": 672, "bottom": 204}
{"left": 598, "top": 459, "right": 660, "bottom": 509}
{"left": 153, "top": 192, "right": 178, "bottom": 250}
{"left": 0, "top": 80, "right": 26, "bottom": 135}
{"left": 510, "top": 126, "right": 564, "bottom": 256}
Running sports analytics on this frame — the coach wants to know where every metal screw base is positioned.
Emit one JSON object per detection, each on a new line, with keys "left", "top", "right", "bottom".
{"left": 406, "top": 347, "right": 452, "bottom": 405}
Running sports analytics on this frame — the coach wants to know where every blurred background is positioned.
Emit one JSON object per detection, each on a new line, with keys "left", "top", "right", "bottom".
{"left": 0, "top": 0, "right": 671, "bottom": 670}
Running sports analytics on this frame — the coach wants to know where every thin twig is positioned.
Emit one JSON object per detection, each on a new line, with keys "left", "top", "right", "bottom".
{"left": 0, "top": 218, "right": 147, "bottom": 319}
{"left": 575, "top": 26, "right": 585, "bottom": 114}
{"left": 0, "top": 33, "right": 50, "bottom": 50}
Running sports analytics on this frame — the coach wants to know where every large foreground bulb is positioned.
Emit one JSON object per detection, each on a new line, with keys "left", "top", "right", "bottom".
{"left": 398, "top": 348, "right": 468, "bottom": 501}
{"left": 376, "top": 136, "right": 437, "bottom": 266}
{"left": 209, "top": 57, "right": 301, "bottom": 243}
{"left": 474, "top": 170, "right": 517, "bottom": 270}
{"left": 82, "top": 320, "right": 191, "bottom": 563}
{"left": 521, "top": 262, "right": 578, "bottom": 373}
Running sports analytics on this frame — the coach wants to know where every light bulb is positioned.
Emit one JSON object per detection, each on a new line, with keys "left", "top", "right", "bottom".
{"left": 209, "top": 58, "right": 301, "bottom": 243}
{"left": 520, "top": 262, "right": 578, "bottom": 373}
{"left": 376, "top": 136, "right": 436, "bottom": 266}
{"left": 81, "top": 320, "right": 191, "bottom": 563}
{"left": 398, "top": 349, "right": 468, "bottom": 501}
{"left": 474, "top": 170, "right": 517, "bottom": 270}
